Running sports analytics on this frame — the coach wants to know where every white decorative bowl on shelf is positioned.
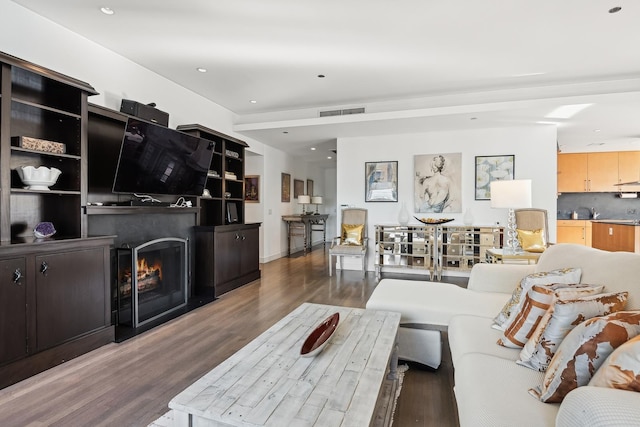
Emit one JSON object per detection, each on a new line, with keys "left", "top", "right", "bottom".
{"left": 16, "top": 166, "right": 62, "bottom": 190}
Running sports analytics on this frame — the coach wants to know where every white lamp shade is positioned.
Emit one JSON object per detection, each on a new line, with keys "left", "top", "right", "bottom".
{"left": 490, "top": 179, "right": 532, "bottom": 209}
{"left": 311, "top": 196, "right": 323, "bottom": 204}
{"left": 297, "top": 195, "right": 311, "bottom": 204}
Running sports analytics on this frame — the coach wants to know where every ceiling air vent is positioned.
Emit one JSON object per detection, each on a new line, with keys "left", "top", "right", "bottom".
{"left": 319, "top": 107, "right": 365, "bottom": 117}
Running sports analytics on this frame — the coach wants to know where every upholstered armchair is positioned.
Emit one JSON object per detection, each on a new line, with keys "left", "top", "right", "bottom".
{"left": 514, "top": 208, "right": 551, "bottom": 252}
{"left": 329, "top": 208, "right": 368, "bottom": 277}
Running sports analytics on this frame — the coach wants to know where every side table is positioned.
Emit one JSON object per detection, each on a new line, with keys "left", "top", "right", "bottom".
{"left": 485, "top": 248, "right": 541, "bottom": 264}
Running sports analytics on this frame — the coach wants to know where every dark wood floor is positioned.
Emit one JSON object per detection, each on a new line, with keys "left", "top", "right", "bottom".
{"left": 0, "top": 245, "right": 460, "bottom": 426}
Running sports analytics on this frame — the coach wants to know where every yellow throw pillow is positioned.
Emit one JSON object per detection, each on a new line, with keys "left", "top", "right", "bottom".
{"left": 517, "top": 228, "right": 547, "bottom": 253}
{"left": 342, "top": 224, "right": 364, "bottom": 245}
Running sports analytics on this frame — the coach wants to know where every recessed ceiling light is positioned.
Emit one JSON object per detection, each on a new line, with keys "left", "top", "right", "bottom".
{"left": 249, "top": 100, "right": 257, "bottom": 104}
{"left": 327, "top": 156, "right": 332, "bottom": 159}
{"left": 545, "top": 104, "right": 593, "bottom": 119}
{"left": 196, "top": 67, "right": 207, "bottom": 73}
{"left": 317, "top": 74, "right": 326, "bottom": 78}
{"left": 594, "top": 129, "right": 601, "bottom": 132}
{"left": 609, "top": 6, "right": 622, "bottom": 13}
{"left": 511, "top": 72, "right": 546, "bottom": 77}
{"left": 310, "top": 147, "right": 316, "bottom": 151}
{"left": 283, "top": 131, "right": 288, "bottom": 134}
{"left": 100, "top": 7, "right": 114, "bottom": 15}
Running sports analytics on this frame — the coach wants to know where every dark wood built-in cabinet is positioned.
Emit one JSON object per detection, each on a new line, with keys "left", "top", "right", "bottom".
{"left": 0, "top": 237, "right": 113, "bottom": 389}
{"left": 0, "top": 52, "right": 114, "bottom": 389}
{"left": 179, "top": 124, "right": 261, "bottom": 296}
{"left": 194, "top": 223, "right": 261, "bottom": 297}
{"left": 0, "top": 51, "right": 262, "bottom": 388}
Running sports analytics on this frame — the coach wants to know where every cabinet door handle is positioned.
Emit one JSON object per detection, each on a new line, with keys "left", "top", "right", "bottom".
{"left": 40, "top": 261, "right": 49, "bottom": 275}
{"left": 241, "top": 234, "right": 246, "bottom": 241}
{"left": 13, "top": 268, "right": 22, "bottom": 284}
{"left": 235, "top": 233, "right": 240, "bottom": 240}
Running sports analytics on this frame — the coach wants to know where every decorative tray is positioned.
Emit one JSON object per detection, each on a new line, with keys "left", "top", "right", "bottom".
{"left": 414, "top": 216, "right": 454, "bottom": 225}
{"left": 300, "top": 312, "right": 340, "bottom": 357}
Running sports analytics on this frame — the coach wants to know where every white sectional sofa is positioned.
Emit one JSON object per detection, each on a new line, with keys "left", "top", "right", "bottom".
{"left": 366, "top": 244, "right": 640, "bottom": 426}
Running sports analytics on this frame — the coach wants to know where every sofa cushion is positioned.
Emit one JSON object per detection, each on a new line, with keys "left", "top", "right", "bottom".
{"left": 454, "top": 353, "right": 558, "bottom": 427}
{"left": 589, "top": 333, "right": 640, "bottom": 391}
{"left": 366, "top": 279, "right": 509, "bottom": 327}
{"left": 518, "top": 291, "right": 628, "bottom": 371}
{"left": 493, "top": 267, "right": 582, "bottom": 330}
{"left": 449, "top": 315, "right": 520, "bottom": 366}
{"left": 498, "top": 284, "right": 603, "bottom": 348}
{"left": 530, "top": 311, "right": 640, "bottom": 403}
{"left": 535, "top": 244, "right": 640, "bottom": 310}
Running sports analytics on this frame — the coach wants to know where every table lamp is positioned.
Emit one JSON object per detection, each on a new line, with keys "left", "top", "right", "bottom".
{"left": 311, "top": 196, "right": 323, "bottom": 214}
{"left": 490, "top": 179, "right": 532, "bottom": 254}
{"left": 298, "top": 195, "right": 311, "bottom": 214}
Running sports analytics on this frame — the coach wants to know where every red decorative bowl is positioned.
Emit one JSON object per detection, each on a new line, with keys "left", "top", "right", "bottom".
{"left": 300, "top": 312, "right": 340, "bottom": 357}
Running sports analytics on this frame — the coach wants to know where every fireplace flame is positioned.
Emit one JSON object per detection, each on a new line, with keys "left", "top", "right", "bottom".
{"left": 138, "top": 257, "right": 163, "bottom": 281}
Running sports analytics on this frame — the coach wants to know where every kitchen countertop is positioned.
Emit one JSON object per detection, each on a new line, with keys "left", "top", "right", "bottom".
{"left": 591, "top": 220, "right": 640, "bottom": 226}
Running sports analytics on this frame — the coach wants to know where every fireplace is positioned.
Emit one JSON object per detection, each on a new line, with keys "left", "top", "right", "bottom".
{"left": 116, "top": 237, "right": 188, "bottom": 328}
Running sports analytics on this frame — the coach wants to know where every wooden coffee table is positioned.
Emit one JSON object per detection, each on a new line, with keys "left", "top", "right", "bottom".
{"left": 166, "top": 303, "right": 401, "bottom": 426}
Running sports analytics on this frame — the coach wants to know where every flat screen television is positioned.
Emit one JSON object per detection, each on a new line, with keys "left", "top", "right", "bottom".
{"left": 112, "top": 118, "right": 214, "bottom": 196}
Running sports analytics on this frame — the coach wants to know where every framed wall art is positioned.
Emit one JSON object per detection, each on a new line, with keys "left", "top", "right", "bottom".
{"left": 281, "top": 173, "right": 291, "bottom": 202}
{"left": 244, "top": 175, "right": 259, "bottom": 203}
{"left": 475, "top": 155, "right": 515, "bottom": 200}
{"left": 414, "top": 153, "right": 462, "bottom": 213}
{"left": 294, "top": 179, "right": 305, "bottom": 198}
{"left": 307, "top": 179, "right": 314, "bottom": 197}
{"left": 365, "top": 161, "right": 398, "bottom": 202}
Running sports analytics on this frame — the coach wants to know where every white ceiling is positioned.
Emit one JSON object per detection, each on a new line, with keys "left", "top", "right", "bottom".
{"left": 11, "top": 0, "right": 640, "bottom": 168}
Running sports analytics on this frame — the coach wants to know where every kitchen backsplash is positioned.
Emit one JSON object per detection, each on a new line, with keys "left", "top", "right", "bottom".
{"left": 558, "top": 193, "right": 640, "bottom": 220}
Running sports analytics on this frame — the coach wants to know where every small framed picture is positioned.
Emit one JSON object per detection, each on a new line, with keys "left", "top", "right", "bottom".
{"left": 294, "top": 179, "right": 305, "bottom": 198}
{"left": 281, "top": 173, "right": 291, "bottom": 202}
{"left": 245, "top": 175, "right": 259, "bottom": 203}
{"left": 475, "top": 155, "right": 515, "bottom": 200}
{"left": 365, "top": 161, "right": 398, "bottom": 202}
{"left": 307, "top": 179, "right": 314, "bottom": 197}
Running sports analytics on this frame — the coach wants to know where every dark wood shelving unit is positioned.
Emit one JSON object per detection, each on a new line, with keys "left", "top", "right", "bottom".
{"left": 0, "top": 51, "right": 114, "bottom": 389}
{"left": 176, "top": 124, "right": 261, "bottom": 298}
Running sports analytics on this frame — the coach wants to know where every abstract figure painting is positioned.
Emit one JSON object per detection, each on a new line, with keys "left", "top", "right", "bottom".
{"left": 414, "top": 153, "right": 462, "bottom": 213}
{"left": 475, "top": 155, "right": 515, "bottom": 200}
{"left": 365, "top": 161, "right": 398, "bottom": 202}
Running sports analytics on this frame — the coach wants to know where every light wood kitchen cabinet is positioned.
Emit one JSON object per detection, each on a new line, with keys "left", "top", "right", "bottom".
{"left": 557, "top": 220, "right": 592, "bottom": 246}
{"left": 558, "top": 152, "right": 619, "bottom": 192}
{"left": 617, "top": 151, "right": 640, "bottom": 191}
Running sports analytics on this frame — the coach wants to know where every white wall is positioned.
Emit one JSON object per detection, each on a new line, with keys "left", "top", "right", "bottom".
{"left": 336, "top": 125, "right": 558, "bottom": 272}
{"left": 252, "top": 145, "right": 327, "bottom": 262}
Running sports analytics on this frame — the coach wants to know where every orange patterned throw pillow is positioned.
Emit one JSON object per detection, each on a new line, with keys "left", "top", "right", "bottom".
{"left": 498, "top": 283, "right": 604, "bottom": 348}
{"left": 341, "top": 224, "right": 364, "bottom": 245}
{"left": 530, "top": 311, "right": 640, "bottom": 403}
{"left": 492, "top": 268, "right": 582, "bottom": 331}
{"left": 589, "top": 333, "right": 640, "bottom": 391}
{"left": 517, "top": 292, "right": 628, "bottom": 371}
